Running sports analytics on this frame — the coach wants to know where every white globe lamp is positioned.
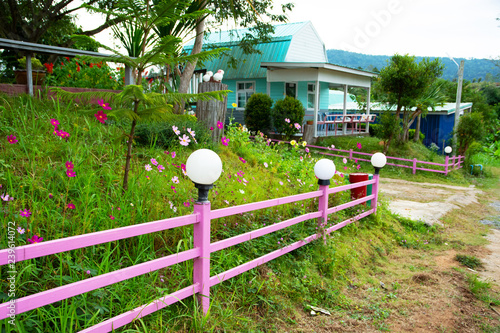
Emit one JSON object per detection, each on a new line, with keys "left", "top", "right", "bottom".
{"left": 186, "top": 149, "right": 223, "bottom": 202}
{"left": 314, "top": 159, "right": 336, "bottom": 185}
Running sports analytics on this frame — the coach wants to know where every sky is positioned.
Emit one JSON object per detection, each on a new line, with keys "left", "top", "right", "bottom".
{"left": 76, "top": 0, "right": 500, "bottom": 60}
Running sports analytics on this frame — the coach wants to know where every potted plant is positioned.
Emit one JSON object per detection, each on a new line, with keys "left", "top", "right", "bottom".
{"left": 15, "top": 57, "right": 46, "bottom": 85}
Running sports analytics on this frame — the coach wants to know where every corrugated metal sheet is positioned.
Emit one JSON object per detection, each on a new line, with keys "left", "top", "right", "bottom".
{"left": 197, "top": 40, "right": 291, "bottom": 80}
{"left": 184, "top": 21, "right": 309, "bottom": 48}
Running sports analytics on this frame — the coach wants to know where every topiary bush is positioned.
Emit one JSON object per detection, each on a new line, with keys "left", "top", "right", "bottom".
{"left": 135, "top": 115, "right": 214, "bottom": 150}
{"left": 272, "top": 96, "right": 305, "bottom": 138}
{"left": 244, "top": 93, "right": 273, "bottom": 134}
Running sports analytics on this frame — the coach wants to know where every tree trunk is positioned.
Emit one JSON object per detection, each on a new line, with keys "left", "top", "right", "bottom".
{"left": 197, "top": 82, "right": 228, "bottom": 142}
{"left": 176, "top": 0, "right": 207, "bottom": 113}
{"left": 413, "top": 115, "right": 421, "bottom": 142}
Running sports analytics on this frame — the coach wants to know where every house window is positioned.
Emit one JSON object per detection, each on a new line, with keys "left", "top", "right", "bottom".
{"left": 307, "top": 83, "right": 316, "bottom": 109}
{"left": 236, "top": 82, "right": 255, "bottom": 108}
{"left": 285, "top": 82, "right": 296, "bottom": 99}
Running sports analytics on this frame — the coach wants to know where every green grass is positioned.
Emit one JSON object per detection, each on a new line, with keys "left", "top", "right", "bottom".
{"left": 455, "top": 254, "right": 483, "bottom": 269}
{"left": 0, "top": 94, "right": 498, "bottom": 332}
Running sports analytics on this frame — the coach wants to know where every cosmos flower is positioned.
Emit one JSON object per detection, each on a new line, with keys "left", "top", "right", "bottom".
{"left": 7, "top": 135, "right": 18, "bottom": 144}
{"left": 28, "top": 234, "right": 43, "bottom": 244}
{"left": 172, "top": 126, "right": 180, "bottom": 135}
{"left": 94, "top": 110, "right": 107, "bottom": 124}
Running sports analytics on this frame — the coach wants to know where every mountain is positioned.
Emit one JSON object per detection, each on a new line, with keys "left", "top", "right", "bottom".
{"left": 327, "top": 49, "right": 500, "bottom": 82}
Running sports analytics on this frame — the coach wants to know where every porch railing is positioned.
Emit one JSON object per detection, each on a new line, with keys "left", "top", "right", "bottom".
{"left": 0, "top": 173, "right": 380, "bottom": 332}
{"left": 315, "top": 113, "right": 377, "bottom": 137}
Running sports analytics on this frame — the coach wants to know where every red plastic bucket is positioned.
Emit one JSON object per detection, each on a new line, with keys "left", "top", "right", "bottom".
{"left": 349, "top": 173, "right": 369, "bottom": 202}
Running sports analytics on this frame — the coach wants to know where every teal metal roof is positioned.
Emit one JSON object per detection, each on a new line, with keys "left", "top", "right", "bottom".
{"left": 184, "top": 22, "right": 309, "bottom": 79}
{"left": 184, "top": 21, "right": 310, "bottom": 48}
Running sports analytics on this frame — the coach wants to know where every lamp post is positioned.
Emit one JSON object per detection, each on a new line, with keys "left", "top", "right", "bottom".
{"left": 314, "top": 159, "right": 336, "bottom": 244}
{"left": 185, "top": 148, "right": 222, "bottom": 315}
{"left": 370, "top": 153, "right": 386, "bottom": 213}
{"left": 444, "top": 146, "right": 452, "bottom": 175}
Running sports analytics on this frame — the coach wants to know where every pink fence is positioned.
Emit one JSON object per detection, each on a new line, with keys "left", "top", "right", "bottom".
{"left": 0, "top": 176, "right": 379, "bottom": 332}
{"left": 269, "top": 139, "right": 464, "bottom": 175}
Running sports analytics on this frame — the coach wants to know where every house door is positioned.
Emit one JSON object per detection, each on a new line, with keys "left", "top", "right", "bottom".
{"left": 285, "top": 82, "right": 297, "bottom": 99}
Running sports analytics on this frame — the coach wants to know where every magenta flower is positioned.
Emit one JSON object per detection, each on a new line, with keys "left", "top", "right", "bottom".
{"left": 150, "top": 158, "right": 158, "bottom": 166}
{"left": 97, "top": 99, "right": 112, "bottom": 110}
{"left": 157, "top": 165, "right": 165, "bottom": 172}
{"left": 171, "top": 151, "right": 176, "bottom": 158}
{"left": 356, "top": 164, "right": 361, "bottom": 170}
{"left": 49, "top": 193, "right": 53, "bottom": 199}
{"left": 221, "top": 137, "right": 230, "bottom": 146}
{"left": 94, "top": 110, "right": 107, "bottom": 124}
{"left": 20, "top": 209, "right": 31, "bottom": 217}
{"left": 110, "top": 215, "right": 115, "bottom": 220}
{"left": 59, "top": 131, "right": 70, "bottom": 139}
{"left": 86, "top": 270, "right": 91, "bottom": 275}
{"left": 239, "top": 157, "right": 246, "bottom": 163}
{"left": 183, "top": 201, "right": 190, "bottom": 207}
{"left": 65, "top": 161, "right": 74, "bottom": 169}
{"left": 210, "top": 126, "right": 214, "bottom": 131}
{"left": 171, "top": 185, "right": 177, "bottom": 193}
{"left": 50, "top": 119, "right": 59, "bottom": 128}
{"left": 217, "top": 121, "right": 223, "bottom": 129}
{"left": 357, "top": 142, "right": 362, "bottom": 150}
{"left": 305, "top": 147, "right": 309, "bottom": 153}
{"left": 27, "top": 234, "right": 43, "bottom": 244}
{"left": 53, "top": 129, "right": 60, "bottom": 136}
{"left": 7, "top": 135, "right": 18, "bottom": 144}
{"left": 67, "top": 203, "right": 76, "bottom": 209}
{"left": 66, "top": 169, "right": 76, "bottom": 177}
{"left": 179, "top": 134, "right": 191, "bottom": 146}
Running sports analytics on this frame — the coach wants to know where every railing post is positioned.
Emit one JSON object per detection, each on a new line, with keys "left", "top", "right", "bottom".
{"left": 318, "top": 184, "right": 329, "bottom": 244}
{"left": 372, "top": 173, "right": 380, "bottom": 214}
{"left": 193, "top": 202, "right": 211, "bottom": 314}
{"left": 412, "top": 158, "right": 417, "bottom": 175}
{"left": 349, "top": 149, "right": 353, "bottom": 160}
{"left": 444, "top": 155, "right": 449, "bottom": 175}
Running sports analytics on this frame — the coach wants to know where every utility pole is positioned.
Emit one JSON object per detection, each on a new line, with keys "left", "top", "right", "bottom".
{"left": 453, "top": 60, "right": 464, "bottom": 153}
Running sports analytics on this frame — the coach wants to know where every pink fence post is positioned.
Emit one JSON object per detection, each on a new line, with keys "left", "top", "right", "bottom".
{"left": 349, "top": 149, "right": 353, "bottom": 160}
{"left": 372, "top": 173, "right": 380, "bottom": 213}
{"left": 412, "top": 158, "right": 417, "bottom": 174}
{"left": 193, "top": 202, "right": 211, "bottom": 314}
{"left": 318, "top": 184, "right": 329, "bottom": 244}
{"left": 444, "top": 155, "right": 449, "bottom": 175}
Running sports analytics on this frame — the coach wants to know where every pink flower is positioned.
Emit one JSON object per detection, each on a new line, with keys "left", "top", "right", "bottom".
{"left": 357, "top": 142, "right": 362, "bottom": 150}
{"left": 187, "top": 128, "right": 195, "bottom": 137}
{"left": 65, "top": 161, "right": 74, "bottom": 169}
{"left": 50, "top": 119, "right": 59, "bottom": 128}
{"left": 294, "top": 123, "right": 301, "bottom": 130}
{"left": 59, "top": 131, "right": 70, "bottom": 139}
{"left": 86, "top": 270, "right": 91, "bottom": 274}
{"left": 150, "top": 158, "right": 158, "bottom": 166}
{"left": 66, "top": 169, "right": 76, "bottom": 177}
{"left": 171, "top": 185, "right": 177, "bottom": 193}
{"left": 20, "top": 209, "right": 31, "bottom": 217}
{"left": 172, "top": 125, "right": 180, "bottom": 135}
{"left": 172, "top": 176, "right": 179, "bottom": 184}
{"left": 221, "top": 137, "right": 230, "bottom": 146}
{"left": 217, "top": 121, "right": 223, "bottom": 129}
{"left": 183, "top": 201, "right": 190, "bottom": 207}
{"left": 343, "top": 158, "right": 347, "bottom": 164}
{"left": 264, "top": 162, "right": 268, "bottom": 168}
{"left": 210, "top": 126, "right": 214, "bottom": 131}
{"left": 49, "top": 193, "right": 53, "bottom": 199}
{"left": 67, "top": 203, "right": 76, "bottom": 209}
{"left": 110, "top": 215, "right": 115, "bottom": 220}
{"left": 7, "top": 135, "right": 18, "bottom": 144}
{"left": 145, "top": 164, "right": 152, "bottom": 171}
{"left": 179, "top": 134, "right": 191, "bottom": 146}
{"left": 97, "top": 99, "right": 112, "bottom": 110}
{"left": 94, "top": 110, "right": 107, "bottom": 124}
{"left": 28, "top": 234, "right": 43, "bottom": 244}
{"left": 171, "top": 151, "right": 176, "bottom": 158}
{"left": 284, "top": 118, "right": 290, "bottom": 123}
{"left": 356, "top": 165, "right": 361, "bottom": 170}
{"left": 239, "top": 157, "right": 246, "bottom": 163}
{"left": 157, "top": 165, "right": 165, "bottom": 172}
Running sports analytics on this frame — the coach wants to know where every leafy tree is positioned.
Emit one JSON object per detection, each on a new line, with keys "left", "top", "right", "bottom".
{"left": 244, "top": 93, "right": 273, "bottom": 133}
{"left": 272, "top": 96, "right": 305, "bottom": 139}
{"left": 54, "top": 0, "right": 229, "bottom": 192}
{"left": 374, "top": 54, "right": 444, "bottom": 146}
{"left": 456, "top": 112, "right": 484, "bottom": 155}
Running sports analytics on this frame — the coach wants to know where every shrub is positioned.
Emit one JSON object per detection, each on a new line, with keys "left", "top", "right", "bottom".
{"left": 244, "top": 93, "right": 273, "bottom": 133}
{"left": 369, "top": 123, "right": 381, "bottom": 137}
{"left": 408, "top": 129, "right": 425, "bottom": 143}
{"left": 456, "top": 112, "right": 484, "bottom": 155}
{"left": 272, "top": 96, "right": 305, "bottom": 138}
{"left": 456, "top": 254, "right": 483, "bottom": 269}
{"left": 135, "top": 115, "right": 214, "bottom": 150}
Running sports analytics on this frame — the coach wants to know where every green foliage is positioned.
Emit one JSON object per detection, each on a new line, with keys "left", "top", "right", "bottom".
{"left": 272, "top": 96, "right": 305, "bottom": 138}
{"left": 455, "top": 254, "right": 483, "bottom": 269}
{"left": 46, "top": 57, "right": 122, "bottom": 90}
{"left": 377, "top": 111, "right": 400, "bottom": 152}
{"left": 456, "top": 113, "right": 484, "bottom": 155}
{"left": 244, "top": 93, "right": 273, "bottom": 133}
{"left": 17, "top": 56, "right": 44, "bottom": 70}
{"left": 466, "top": 273, "right": 500, "bottom": 306}
{"left": 408, "top": 129, "right": 425, "bottom": 143}
{"left": 135, "top": 115, "right": 214, "bottom": 150}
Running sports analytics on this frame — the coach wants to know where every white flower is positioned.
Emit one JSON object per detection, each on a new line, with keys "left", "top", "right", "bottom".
{"left": 239, "top": 189, "right": 245, "bottom": 194}
{"left": 145, "top": 164, "right": 152, "bottom": 171}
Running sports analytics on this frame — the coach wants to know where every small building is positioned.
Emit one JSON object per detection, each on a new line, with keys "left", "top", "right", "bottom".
{"left": 328, "top": 101, "right": 473, "bottom": 149}
{"left": 184, "top": 21, "right": 377, "bottom": 137}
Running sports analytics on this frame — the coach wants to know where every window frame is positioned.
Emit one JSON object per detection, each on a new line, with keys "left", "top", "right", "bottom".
{"left": 235, "top": 81, "right": 256, "bottom": 109}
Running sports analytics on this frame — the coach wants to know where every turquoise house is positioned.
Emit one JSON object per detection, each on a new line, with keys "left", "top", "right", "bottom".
{"left": 184, "top": 21, "right": 377, "bottom": 137}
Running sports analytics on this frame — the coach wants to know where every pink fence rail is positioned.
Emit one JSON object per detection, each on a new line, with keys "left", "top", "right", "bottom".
{"left": 0, "top": 176, "right": 379, "bottom": 332}
{"left": 268, "top": 139, "right": 464, "bottom": 175}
